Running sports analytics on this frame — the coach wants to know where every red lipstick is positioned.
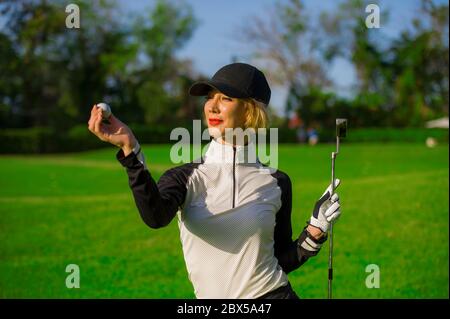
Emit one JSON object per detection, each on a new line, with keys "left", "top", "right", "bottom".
{"left": 208, "top": 118, "right": 223, "bottom": 126}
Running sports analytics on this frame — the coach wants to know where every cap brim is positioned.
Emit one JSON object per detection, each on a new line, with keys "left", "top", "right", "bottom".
{"left": 188, "top": 81, "right": 249, "bottom": 99}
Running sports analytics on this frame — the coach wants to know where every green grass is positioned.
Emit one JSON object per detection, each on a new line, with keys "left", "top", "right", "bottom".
{"left": 0, "top": 143, "right": 448, "bottom": 298}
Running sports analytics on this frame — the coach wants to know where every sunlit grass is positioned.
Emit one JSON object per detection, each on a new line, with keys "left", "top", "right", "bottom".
{"left": 0, "top": 143, "right": 448, "bottom": 298}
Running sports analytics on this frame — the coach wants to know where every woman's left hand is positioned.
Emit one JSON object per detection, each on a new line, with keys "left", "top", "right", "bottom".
{"left": 309, "top": 179, "right": 342, "bottom": 233}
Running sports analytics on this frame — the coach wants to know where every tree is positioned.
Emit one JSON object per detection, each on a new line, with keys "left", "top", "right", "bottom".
{"left": 0, "top": 0, "right": 131, "bottom": 128}
{"left": 240, "top": 0, "right": 331, "bottom": 122}
{"left": 320, "top": 0, "right": 449, "bottom": 126}
{"left": 0, "top": 0, "right": 199, "bottom": 130}
{"left": 130, "top": 0, "right": 198, "bottom": 125}
{"left": 388, "top": 0, "right": 449, "bottom": 125}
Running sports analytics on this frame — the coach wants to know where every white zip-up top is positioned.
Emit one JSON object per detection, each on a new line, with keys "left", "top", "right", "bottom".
{"left": 117, "top": 138, "right": 327, "bottom": 299}
{"left": 179, "top": 139, "right": 287, "bottom": 298}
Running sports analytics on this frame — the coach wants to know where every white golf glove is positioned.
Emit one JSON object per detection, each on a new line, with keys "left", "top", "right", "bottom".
{"left": 309, "top": 179, "right": 341, "bottom": 233}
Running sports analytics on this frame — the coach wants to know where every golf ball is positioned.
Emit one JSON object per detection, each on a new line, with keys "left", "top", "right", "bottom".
{"left": 97, "top": 102, "right": 111, "bottom": 119}
{"left": 426, "top": 137, "right": 437, "bottom": 148}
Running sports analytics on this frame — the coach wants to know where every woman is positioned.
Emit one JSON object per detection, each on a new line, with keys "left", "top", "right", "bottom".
{"left": 88, "top": 63, "right": 342, "bottom": 299}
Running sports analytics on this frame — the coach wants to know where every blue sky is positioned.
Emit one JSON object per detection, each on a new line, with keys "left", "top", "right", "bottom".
{"left": 117, "top": 0, "right": 448, "bottom": 115}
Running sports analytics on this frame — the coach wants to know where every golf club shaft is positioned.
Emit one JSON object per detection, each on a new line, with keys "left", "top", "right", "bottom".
{"left": 329, "top": 153, "right": 335, "bottom": 299}
{"left": 329, "top": 136, "right": 339, "bottom": 299}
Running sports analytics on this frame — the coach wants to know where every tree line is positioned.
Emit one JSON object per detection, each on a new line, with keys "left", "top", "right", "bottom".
{"left": 0, "top": 0, "right": 448, "bottom": 137}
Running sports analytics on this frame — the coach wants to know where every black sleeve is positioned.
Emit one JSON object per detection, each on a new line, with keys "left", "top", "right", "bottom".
{"left": 116, "top": 149, "right": 197, "bottom": 229}
{"left": 273, "top": 171, "right": 327, "bottom": 274}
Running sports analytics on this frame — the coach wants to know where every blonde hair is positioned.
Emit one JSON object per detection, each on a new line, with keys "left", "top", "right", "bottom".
{"left": 242, "top": 99, "right": 269, "bottom": 130}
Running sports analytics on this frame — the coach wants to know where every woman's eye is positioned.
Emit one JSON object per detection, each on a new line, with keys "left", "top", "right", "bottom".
{"left": 223, "top": 97, "right": 232, "bottom": 101}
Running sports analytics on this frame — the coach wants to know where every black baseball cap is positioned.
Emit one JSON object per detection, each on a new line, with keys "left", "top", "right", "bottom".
{"left": 189, "top": 63, "right": 271, "bottom": 105}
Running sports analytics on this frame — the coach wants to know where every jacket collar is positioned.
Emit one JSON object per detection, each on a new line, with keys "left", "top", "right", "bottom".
{"left": 203, "top": 138, "right": 258, "bottom": 164}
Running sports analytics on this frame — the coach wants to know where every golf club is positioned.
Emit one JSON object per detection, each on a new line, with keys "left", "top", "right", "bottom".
{"left": 328, "top": 118, "right": 347, "bottom": 299}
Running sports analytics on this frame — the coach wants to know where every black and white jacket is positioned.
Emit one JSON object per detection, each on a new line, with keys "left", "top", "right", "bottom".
{"left": 117, "top": 138, "right": 327, "bottom": 298}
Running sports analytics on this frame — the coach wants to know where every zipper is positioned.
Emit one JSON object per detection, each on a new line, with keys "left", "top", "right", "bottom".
{"left": 232, "top": 146, "right": 236, "bottom": 208}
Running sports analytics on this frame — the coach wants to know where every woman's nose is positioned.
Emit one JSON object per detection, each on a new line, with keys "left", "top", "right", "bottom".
{"left": 209, "top": 99, "right": 220, "bottom": 113}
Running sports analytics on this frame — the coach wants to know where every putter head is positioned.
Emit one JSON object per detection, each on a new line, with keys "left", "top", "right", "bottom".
{"left": 336, "top": 118, "right": 347, "bottom": 138}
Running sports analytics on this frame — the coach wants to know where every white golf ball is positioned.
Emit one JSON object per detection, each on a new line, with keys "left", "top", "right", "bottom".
{"left": 97, "top": 102, "right": 111, "bottom": 119}
{"left": 426, "top": 137, "right": 437, "bottom": 148}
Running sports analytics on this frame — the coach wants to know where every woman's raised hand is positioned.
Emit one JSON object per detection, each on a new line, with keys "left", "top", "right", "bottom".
{"left": 87, "top": 104, "right": 137, "bottom": 156}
